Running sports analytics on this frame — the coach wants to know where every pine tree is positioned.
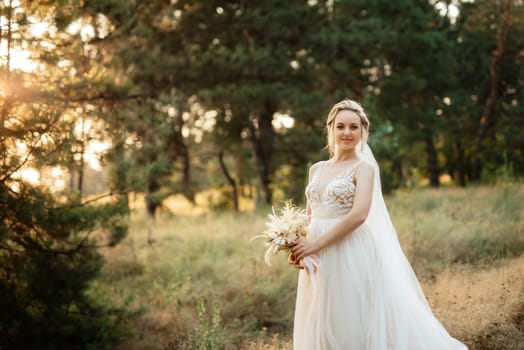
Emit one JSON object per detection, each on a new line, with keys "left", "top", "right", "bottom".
{"left": 371, "top": 0, "right": 455, "bottom": 187}
{"left": 162, "top": 0, "right": 325, "bottom": 205}
{"left": 0, "top": 1, "right": 128, "bottom": 347}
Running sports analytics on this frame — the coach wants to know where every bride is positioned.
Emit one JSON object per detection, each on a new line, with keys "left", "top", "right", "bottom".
{"left": 290, "top": 99, "right": 468, "bottom": 349}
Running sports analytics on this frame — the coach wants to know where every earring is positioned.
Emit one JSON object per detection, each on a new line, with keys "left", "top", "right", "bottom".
{"left": 360, "top": 135, "right": 367, "bottom": 152}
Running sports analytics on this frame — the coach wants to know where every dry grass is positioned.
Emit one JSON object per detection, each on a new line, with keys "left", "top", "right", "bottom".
{"left": 244, "top": 256, "right": 524, "bottom": 350}
{"left": 425, "top": 257, "right": 524, "bottom": 349}
{"left": 91, "top": 184, "right": 523, "bottom": 349}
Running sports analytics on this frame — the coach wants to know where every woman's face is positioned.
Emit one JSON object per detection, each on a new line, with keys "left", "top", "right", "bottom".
{"left": 333, "top": 110, "right": 362, "bottom": 152}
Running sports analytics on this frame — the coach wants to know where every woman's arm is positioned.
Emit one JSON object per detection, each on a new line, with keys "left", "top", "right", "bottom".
{"left": 289, "top": 162, "right": 319, "bottom": 268}
{"left": 292, "top": 163, "right": 374, "bottom": 261}
{"left": 305, "top": 164, "right": 317, "bottom": 217}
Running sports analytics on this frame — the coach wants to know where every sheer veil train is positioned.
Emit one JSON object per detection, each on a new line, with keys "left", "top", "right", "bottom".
{"left": 356, "top": 143, "right": 467, "bottom": 349}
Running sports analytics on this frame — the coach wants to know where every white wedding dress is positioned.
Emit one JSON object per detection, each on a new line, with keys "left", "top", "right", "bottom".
{"left": 294, "top": 148, "right": 468, "bottom": 350}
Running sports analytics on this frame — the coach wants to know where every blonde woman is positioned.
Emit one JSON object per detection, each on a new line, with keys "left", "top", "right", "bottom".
{"left": 290, "top": 99, "right": 468, "bottom": 349}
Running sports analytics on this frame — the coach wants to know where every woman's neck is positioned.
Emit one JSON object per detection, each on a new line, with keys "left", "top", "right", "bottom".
{"left": 332, "top": 150, "right": 358, "bottom": 162}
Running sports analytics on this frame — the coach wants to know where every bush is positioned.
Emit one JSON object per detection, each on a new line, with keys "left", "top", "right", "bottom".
{"left": 0, "top": 184, "right": 128, "bottom": 349}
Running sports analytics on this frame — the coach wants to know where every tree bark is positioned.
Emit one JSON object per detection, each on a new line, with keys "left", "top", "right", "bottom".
{"left": 5, "top": 0, "right": 12, "bottom": 81}
{"left": 218, "top": 150, "right": 239, "bottom": 211}
{"left": 174, "top": 130, "right": 194, "bottom": 204}
{"left": 112, "top": 141, "right": 130, "bottom": 213}
{"left": 0, "top": 1, "right": 13, "bottom": 128}
{"left": 425, "top": 134, "right": 440, "bottom": 187}
{"left": 77, "top": 117, "right": 86, "bottom": 195}
{"left": 248, "top": 99, "right": 276, "bottom": 206}
{"left": 144, "top": 177, "right": 159, "bottom": 246}
{"left": 454, "top": 127, "right": 467, "bottom": 187}
{"left": 391, "top": 157, "right": 403, "bottom": 189}
{"left": 145, "top": 177, "right": 160, "bottom": 219}
{"left": 169, "top": 108, "right": 195, "bottom": 204}
{"left": 472, "top": 0, "right": 510, "bottom": 180}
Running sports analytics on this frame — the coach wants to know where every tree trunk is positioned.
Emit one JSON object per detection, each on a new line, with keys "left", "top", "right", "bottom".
{"left": 69, "top": 167, "right": 75, "bottom": 192}
{"left": 391, "top": 157, "right": 403, "bottom": 189}
{"left": 145, "top": 178, "right": 160, "bottom": 219}
{"left": 472, "top": 0, "right": 510, "bottom": 180}
{"left": 0, "top": 1, "right": 13, "bottom": 127}
{"left": 112, "top": 141, "right": 130, "bottom": 213}
{"left": 145, "top": 179, "right": 160, "bottom": 245}
{"left": 242, "top": 28, "right": 276, "bottom": 206}
{"left": 77, "top": 153, "right": 84, "bottom": 194}
{"left": 454, "top": 127, "right": 467, "bottom": 187}
{"left": 425, "top": 134, "right": 440, "bottom": 187}
{"left": 218, "top": 150, "right": 239, "bottom": 211}
{"left": 247, "top": 100, "right": 276, "bottom": 206}
{"left": 170, "top": 109, "right": 195, "bottom": 204}
{"left": 77, "top": 117, "right": 86, "bottom": 195}
{"left": 177, "top": 132, "right": 194, "bottom": 204}
{"left": 5, "top": 0, "right": 12, "bottom": 80}
{"left": 144, "top": 177, "right": 160, "bottom": 246}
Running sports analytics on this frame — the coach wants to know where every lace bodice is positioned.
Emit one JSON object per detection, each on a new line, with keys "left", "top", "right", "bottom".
{"left": 305, "top": 160, "right": 363, "bottom": 219}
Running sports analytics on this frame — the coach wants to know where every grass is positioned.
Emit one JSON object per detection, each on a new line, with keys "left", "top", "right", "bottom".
{"left": 389, "top": 183, "right": 524, "bottom": 278}
{"left": 91, "top": 183, "right": 524, "bottom": 349}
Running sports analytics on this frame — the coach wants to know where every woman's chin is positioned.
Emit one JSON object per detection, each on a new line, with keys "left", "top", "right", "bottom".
{"left": 339, "top": 143, "right": 355, "bottom": 150}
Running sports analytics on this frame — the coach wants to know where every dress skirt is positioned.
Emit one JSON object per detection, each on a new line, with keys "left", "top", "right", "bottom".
{"left": 293, "top": 218, "right": 468, "bottom": 350}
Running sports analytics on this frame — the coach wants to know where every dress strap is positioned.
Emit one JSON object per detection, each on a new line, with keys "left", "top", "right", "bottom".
{"left": 311, "top": 161, "right": 326, "bottom": 184}
{"left": 347, "top": 159, "right": 363, "bottom": 172}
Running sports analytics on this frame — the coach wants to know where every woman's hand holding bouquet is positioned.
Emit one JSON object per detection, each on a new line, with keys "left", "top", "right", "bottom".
{"left": 251, "top": 200, "right": 319, "bottom": 274}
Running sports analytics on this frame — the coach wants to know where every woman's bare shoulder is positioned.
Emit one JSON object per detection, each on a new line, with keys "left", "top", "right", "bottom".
{"left": 310, "top": 160, "right": 326, "bottom": 170}
{"left": 355, "top": 161, "right": 375, "bottom": 178}
{"left": 308, "top": 160, "right": 326, "bottom": 178}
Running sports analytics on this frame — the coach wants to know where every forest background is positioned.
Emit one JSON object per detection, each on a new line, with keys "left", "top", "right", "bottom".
{"left": 0, "top": 0, "right": 523, "bottom": 349}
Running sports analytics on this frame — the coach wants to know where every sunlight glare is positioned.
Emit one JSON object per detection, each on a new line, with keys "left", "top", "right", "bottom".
{"left": 72, "top": 117, "right": 112, "bottom": 170}
{"left": 0, "top": 44, "right": 39, "bottom": 72}
{"left": 201, "top": 110, "right": 217, "bottom": 131}
{"left": 85, "top": 140, "right": 111, "bottom": 171}
{"left": 273, "top": 113, "right": 295, "bottom": 130}
{"left": 18, "top": 168, "right": 40, "bottom": 184}
{"left": 84, "top": 153, "right": 102, "bottom": 171}
{"left": 29, "top": 19, "right": 56, "bottom": 38}
{"left": 67, "top": 19, "right": 95, "bottom": 42}
{"left": 435, "top": 2, "right": 460, "bottom": 23}
{"left": 39, "top": 166, "right": 67, "bottom": 191}
{"left": 0, "top": 12, "right": 49, "bottom": 73}
{"left": 15, "top": 140, "right": 28, "bottom": 155}
{"left": 2, "top": 0, "right": 20, "bottom": 7}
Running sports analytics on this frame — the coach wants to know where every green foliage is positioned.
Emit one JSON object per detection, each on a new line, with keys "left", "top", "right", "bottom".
{"left": 206, "top": 188, "right": 236, "bottom": 211}
{"left": 46, "top": 0, "right": 523, "bottom": 205}
{"left": 187, "top": 299, "right": 227, "bottom": 350}
{"left": 148, "top": 0, "right": 327, "bottom": 204}
{"left": 1, "top": 0, "right": 523, "bottom": 217}
{"left": 0, "top": 184, "right": 128, "bottom": 349}
{"left": 0, "top": 3, "right": 129, "bottom": 347}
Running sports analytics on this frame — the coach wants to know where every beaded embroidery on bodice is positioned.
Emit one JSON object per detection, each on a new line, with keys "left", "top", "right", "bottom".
{"left": 305, "top": 160, "right": 362, "bottom": 219}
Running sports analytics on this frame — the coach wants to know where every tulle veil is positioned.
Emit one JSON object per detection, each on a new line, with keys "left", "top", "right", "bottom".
{"left": 357, "top": 143, "right": 427, "bottom": 300}
{"left": 356, "top": 143, "right": 467, "bottom": 349}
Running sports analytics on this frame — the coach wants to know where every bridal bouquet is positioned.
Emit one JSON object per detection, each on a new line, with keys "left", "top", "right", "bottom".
{"left": 251, "top": 200, "right": 319, "bottom": 273}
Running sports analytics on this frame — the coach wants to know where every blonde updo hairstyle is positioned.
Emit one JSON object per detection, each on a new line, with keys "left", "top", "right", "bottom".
{"left": 326, "top": 99, "right": 370, "bottom": 158}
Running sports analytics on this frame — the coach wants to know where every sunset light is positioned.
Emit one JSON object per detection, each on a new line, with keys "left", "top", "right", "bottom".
{"left": 273, "top": 113, "right": 295, "bottom": 129}
{"left": 1, "top": 1, "right": 522, "bottom": 348}
{"left": 17, "top": 167, "right": 39, "bottom": 184}
{"left": 84, "top": 139, "right": 111, "bottom": 171}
